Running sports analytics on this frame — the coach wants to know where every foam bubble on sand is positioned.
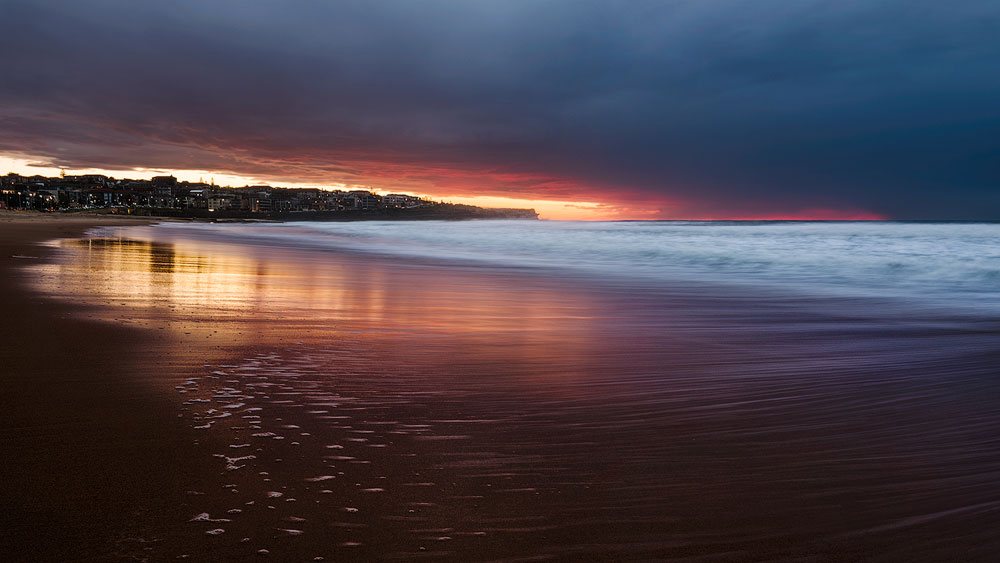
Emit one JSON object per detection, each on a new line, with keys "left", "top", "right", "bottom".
{"left": 205, "top": 529, "right": 225, "bottom": 535}
{"left": 190, "top": 513, "right": 231, "bottom": 523}
{"left": 266, "top": 491, "right": 283, "bottom": 498}
{"left": 305, "top": 475, "right": 335, "bottom": 482}
{"left": 279, "top": 528, "right": 304, "bottom": 535}
{"left": 218, "top": 455, "right": 256, "bottom": 464}
{"left": 213, "top": 454, "right": 256, "bottom": 470}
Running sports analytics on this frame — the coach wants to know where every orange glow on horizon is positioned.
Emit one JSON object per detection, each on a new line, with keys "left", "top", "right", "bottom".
{"left": 0, "top": 154, "right": 887, "bottom": 221}
{"left": 411, "top": 194, "right": 648, "bottom": 221}
{"left": 0, "top": 154, "right": 648, "bottom": 220}
{"left": 688, "top": 209, "right": 889, "bottom": 221}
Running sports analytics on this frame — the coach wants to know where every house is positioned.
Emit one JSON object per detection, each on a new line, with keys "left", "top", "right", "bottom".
{"left": 87, "top": 189, "right": 116, "bottom": 207}
{"left": 207, "top": 194, "right": 236, "bottom": 211}
{"left": 240, "top": 189, "right": 272, "bottom": 213}
{"left": 346, "top": 190, "right": 380, "bottom": 211}
{"left": 184, "top": 189, "right": 209, "bottom": 209}
{"left": 383, "top": 194, "right": 424, "bottom": 208}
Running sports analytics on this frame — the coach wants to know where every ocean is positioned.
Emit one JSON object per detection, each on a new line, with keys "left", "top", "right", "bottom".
{"left": 137, "top": 220, "right": 1000, "bottom": 312}
{"left": 25, "top": 219, "right": 1000, "bottom": 560}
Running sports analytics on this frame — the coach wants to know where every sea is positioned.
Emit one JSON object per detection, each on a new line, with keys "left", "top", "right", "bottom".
{"left": 27, "top": 220, "right": 1000, "bottom": 560}
{"left": 140, "top": 220, "right": 1000, "bottom": 312}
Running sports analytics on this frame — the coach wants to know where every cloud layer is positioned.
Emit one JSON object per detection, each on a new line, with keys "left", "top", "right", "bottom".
{"left": 2, "top": 0, "right": 999, "bottom": 218}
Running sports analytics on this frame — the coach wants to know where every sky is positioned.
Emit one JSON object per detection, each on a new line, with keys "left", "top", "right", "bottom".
{"left": 2, "top": 0, "right": 999, "bottom": 220}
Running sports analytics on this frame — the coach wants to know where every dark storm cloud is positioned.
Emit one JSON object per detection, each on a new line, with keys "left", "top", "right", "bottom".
{"left": 2, "top": 0, "right": 999, "bottom": 217}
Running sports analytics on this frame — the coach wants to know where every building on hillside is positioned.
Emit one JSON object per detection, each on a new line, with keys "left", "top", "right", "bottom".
{"left": 240, "top": 189, "right": 272, "bottom": 213}
{"left": 184, "top": 189, "right": 209, "bottom": 209}
{"left": 208, "top": 194, "right": 237, "bottom": 211}
{"left": 87, "top": 189, "right": 116, "bottom": 207}
{"left": 345, "top": 190, "right": 380, "bottom": 210}
{"left": 382, "top": 194, "right": 424, "bottom": 208}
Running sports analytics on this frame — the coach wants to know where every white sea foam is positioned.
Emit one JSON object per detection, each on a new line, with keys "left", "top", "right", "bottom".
{"left": 145, "top": 220, "right": 1000, "bottom": 312}
{"left": 190, "top": 513, "right": 231, "bottom": 523}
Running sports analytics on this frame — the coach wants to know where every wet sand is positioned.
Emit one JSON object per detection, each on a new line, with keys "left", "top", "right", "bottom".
{"left": 0, "top": 213, "right": 197, "bottom": 560}
{"left": 5, "top": 215, "right": 1000, "bottom": 560}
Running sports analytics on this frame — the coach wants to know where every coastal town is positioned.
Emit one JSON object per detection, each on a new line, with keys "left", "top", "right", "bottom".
{"left": 0, "top": 172, "right": 538, "bottom": 219}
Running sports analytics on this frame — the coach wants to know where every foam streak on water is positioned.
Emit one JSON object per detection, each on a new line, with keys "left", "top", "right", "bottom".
{"left": 144, "top": 220, "right": 1000, "bottom": 312}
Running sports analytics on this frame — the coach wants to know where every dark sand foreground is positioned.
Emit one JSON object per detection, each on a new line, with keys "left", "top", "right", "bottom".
{"left": 4, "top": 213, "right": 1000, "bottom": 561}
{"left": 0, "top": 213, "right": 203, "bottom": 560}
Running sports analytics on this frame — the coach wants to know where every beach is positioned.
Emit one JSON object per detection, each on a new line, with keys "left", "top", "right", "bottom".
{"left": 0, "top": 213, "right": 196, "bottom": 560}
{"left": 4, "top": 215, "right": 1000, "bottom": 560}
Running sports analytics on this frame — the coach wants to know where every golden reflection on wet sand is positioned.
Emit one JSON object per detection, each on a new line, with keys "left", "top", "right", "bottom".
{"left": 32, "top": 232, "right": 599, "bottom": 376}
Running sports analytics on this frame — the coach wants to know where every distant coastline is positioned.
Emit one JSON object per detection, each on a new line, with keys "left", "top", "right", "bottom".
{"left": 0, "top": 172, "right": 538, "bottom": 220}
{"left": 93, "top": 204, "right": 538, "bottom": 221}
